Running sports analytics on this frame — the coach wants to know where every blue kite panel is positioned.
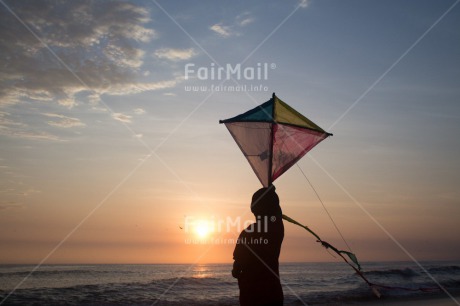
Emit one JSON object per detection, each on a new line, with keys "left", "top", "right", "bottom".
{"left": 219, "top": 99, "right": 274, "bottom": 123}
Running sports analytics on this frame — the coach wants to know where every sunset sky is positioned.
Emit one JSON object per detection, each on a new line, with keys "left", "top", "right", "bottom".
{"left": 1, "top": 0, "right": 460, "bottom": 265}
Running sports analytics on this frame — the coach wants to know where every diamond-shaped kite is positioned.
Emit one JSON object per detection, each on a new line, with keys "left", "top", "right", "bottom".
{"left": 219, "top": 93, "right": 332, "bottom": 187}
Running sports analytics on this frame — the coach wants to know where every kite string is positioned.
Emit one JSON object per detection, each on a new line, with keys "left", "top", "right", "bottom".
{"left": 292, "top": 165, "right": 444, "bottom": 296}
{"left": 296, "top": 163, "right": 354, "bottom": 253}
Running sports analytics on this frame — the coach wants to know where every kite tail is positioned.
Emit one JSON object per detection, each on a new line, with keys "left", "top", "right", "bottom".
{"left": 282, "top": 214, "right": 363, "bottom": 271}
{"left": 282, "top": 214, "right": 381, "bottom": 296}
{"left": 282, "top": 214, "right": 442, "bottom": 298}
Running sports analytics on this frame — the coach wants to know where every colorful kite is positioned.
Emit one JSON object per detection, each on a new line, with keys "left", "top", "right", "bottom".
{"left": 219, "top": 93, "right": 332, "bottom": 187}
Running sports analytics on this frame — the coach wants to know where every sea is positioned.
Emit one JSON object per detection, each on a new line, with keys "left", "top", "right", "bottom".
{"left": 1, "top": 261, "right": 460, "bottom": 305}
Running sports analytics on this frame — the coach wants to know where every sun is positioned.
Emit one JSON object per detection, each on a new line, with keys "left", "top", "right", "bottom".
{"left": 194, "top": 220, "right": 211, "bottom": 238}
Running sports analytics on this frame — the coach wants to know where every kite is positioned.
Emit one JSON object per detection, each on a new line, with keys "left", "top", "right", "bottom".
{"left": 219, "top": 93, "right": 332, "bottom": 187}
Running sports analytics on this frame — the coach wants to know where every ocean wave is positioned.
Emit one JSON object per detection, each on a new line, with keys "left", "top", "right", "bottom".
{"left": 364, "top": 267, "right": 419, "bottom": 279}
{"left": 0, "top": 278, "right": 238, "bottom": 306}
{"left": 427, "top": 265, "right": 460, "bottom": 274}
{"left": 0, "top": 269, "right": 124, "bottom": 278}
{"left": 2, "top": 263, "right": 460, "bottom": 305}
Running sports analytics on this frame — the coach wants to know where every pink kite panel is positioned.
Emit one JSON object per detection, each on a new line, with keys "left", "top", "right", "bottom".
{"left": 271, "top": 124, "right": 328, "bottom": 182}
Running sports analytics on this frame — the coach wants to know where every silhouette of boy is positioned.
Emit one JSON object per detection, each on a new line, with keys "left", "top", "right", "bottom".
{"left": 232, "top": 185, "right": 284, "bottom": 306}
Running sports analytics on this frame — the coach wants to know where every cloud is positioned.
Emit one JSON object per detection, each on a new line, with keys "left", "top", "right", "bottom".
{"left": 0, "top": 111, "right": 61, "bottom": 141}
{"left": 210, "top": 12, "right": 254, "bottom": 38}
{"left": 154, "top": 48, "right": 197, "bottom": 61}
{"left": 105, "top": 79, "right": 179, "bottom": 96}
{"left": 0, "top": 202, "right": 24, "bottom": 210}
{"left": 299, "top": 0, "right": 310, "bottom": 8}
{"left": 0, "top": 111, "right": 25, "bottom": 128}
{"left": 238, "top": 17, "right": 254, "bottom": 27}
{"left": 0, "top": 129, "right": 62, "bottom": 141}
{"left": 17, "top": 188, "right": 41, "bottom": 197}
{"left": 133, "top": 108, "right": 146, "bottom": 115}
{"left": 0, "top": 0, "right": 165, "bottom": 108}
{"left": 210, "top": 24, "right": 233, "bottom": 37}
{"left": 108, "top": 107, "right": 147, "bottom": 125}
{"left": 112, "top": 113, "right": 132, "bottom": 123}
{"left": 236, "top": 12, "right": 254, "bottom": 27}
{"left": 42, "top": 113, "right": 85, "bottom": 128}
{"left": 0, "top": 187, "right": 40, "bottom": 210}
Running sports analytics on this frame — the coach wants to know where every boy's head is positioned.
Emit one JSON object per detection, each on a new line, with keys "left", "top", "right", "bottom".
{"left": 251, "top": 185, "right": 282, "bottom": 216}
